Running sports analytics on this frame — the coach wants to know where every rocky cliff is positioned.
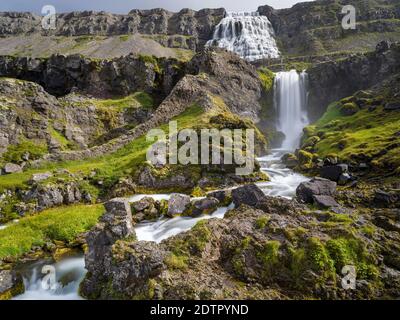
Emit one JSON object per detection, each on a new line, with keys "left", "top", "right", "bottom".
{"left": 307, "top": 41, "right": 400, "bottom": 120}
{"left": 259, "top": 0, "right": 400, "bottom": 56}
{"left": 0, "top": 8, "right": 225, "bottom": 52}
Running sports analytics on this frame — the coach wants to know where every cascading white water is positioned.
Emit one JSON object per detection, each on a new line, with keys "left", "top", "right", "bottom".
{"left": 274, "top": 70, "right": 309, "bottom": 150}
{"left": 206, "top": 12, "right": 280, "bottom": 61}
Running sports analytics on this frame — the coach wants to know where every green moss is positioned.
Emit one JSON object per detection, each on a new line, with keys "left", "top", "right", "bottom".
{"left": 340, "top": 102, "right": 359, "bottom": 116}
{"left": 256, "top": 240, "right": 281, "bottom": 277}
{"left": 289, "top": 237, "right": 336, "bottom": 288}
{"left": 138, "top": 54, "right": 162, "bottom": 74}
{"left": 2, "top": 139, "right": 48, "bottom": 164}
{"left": 164, "top": 253, "right": 188, "bottom": 270}
{"left": 304, "top": 100, "right": 400, "bottom": 169}
{"left": 0, "top": 279, "right": 24, "bottom": 300}
{"left": 326, "top": 237, "right": 378, "bottom": 280}
{"left": 0, "top": 204, "right": 104, "bottom": 259}
{"left": 119, "top": 35, "right": 130, "bottom": 42}
{"left": 258, "top": 67, "right": 275, "bottom": 92}
{"left": 255, "top": 216, "right": 270, "bottom": 229}
{"left": 297, "top": 150, "right": 314, "bottom": 169}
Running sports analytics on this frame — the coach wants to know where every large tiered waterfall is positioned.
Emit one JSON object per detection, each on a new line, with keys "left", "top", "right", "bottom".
{"left": 274, "top": 70, "right": 309, "bottom": 150}
{"left": 206, "top": 12, "right": 280, "bottom": 61}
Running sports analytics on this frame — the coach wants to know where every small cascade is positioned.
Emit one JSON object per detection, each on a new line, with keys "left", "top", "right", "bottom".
{"left": 206, "top": 11, "right": 280, "bottom": 61}
{"left": 274, "top": 70, "right": 310, "bottom": 150}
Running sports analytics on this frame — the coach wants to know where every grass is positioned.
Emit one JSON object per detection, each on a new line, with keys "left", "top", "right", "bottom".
{"left": 0, "top": 204, "right": 104, "bottom": 259}
{"left": 258, "top": 67, "right": 275, "bottom": 92}
{"left": 1, "top": 139, "right": 48, "bottom": 165}
{"left": 0, "top": 104, "right": 206, "bottom": 193}
{"left": 303, "top": 101, "right": 400, "bottom": 168}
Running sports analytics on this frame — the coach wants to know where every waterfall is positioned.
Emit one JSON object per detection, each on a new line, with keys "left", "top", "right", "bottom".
{"left": 274, "top": 70, "right": 309, "bottom": 151}
{"left": 206, "top": 12, "right": 280, "bottom": 62}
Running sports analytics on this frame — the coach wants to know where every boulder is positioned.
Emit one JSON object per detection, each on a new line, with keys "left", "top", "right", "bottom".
{"left": 296, "top": 177, "right": 337, "bottom": 204}
{"left": 373, "top": 190, "right": 399, "bottom": 207}
{"left": 131, "top": 197, "right": 154, "bottom": 212}
{"left": 167, "top": 194, "right": 191, "bottom": 217}
{"left": 0, "top": 270, "right": 24, "bottom": 300}
{"left": 320, "top": 164, "right": 348, "bottom": 182}
{"left": 232, "top": 184, "right": 266, "bottom": 208}
{"left": 281, "top": 153, "right": 298, "bottom": 169}
{"left": 312, "top": 195, "right": 340, "bottom": 209}
{"left": 81, "top": 198, "right": 136, "bottom": 299}
{"left": 2, "top": 163, "right": 22, "bottom": 174}
{"left": 29, "top": 172, "right": 53, "bottom": 184}
{"left": 207, "top": 190, "right": 232, "bottom": 206}
{"left": 190, "top": 197, "right": 219, "bottom": 217}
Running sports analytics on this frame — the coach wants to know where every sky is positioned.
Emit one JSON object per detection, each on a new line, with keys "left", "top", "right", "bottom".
{"left": 0, "top": 0, "right": 315, "bottom": 14}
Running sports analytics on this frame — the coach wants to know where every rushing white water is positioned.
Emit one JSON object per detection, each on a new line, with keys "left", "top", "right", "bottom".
{"left": 14, "top": 257, "right": 86, "bottom": 300}
{"left": 257, "top": 149, "right": 309, "bottom": 199}
{"left": 274, "top": 70, "right": 309, "bottom": 150}
{"left": 206, "top": 12, "right": 280, "bottom": 61}
{"left": 135, "top": 204, "right": 234, "bottom": 243}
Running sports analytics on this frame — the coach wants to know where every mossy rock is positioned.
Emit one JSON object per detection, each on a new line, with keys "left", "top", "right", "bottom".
{"left": 297, "top": 150, "right": 314, "bottom": 170}
{"left": 340, "top": 102, "right": 359, "bottom": 116}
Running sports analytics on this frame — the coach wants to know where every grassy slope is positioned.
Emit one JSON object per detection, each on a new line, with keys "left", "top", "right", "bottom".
{"left": 0, "top": 204, "right": 104, "bottom": 259}
{"left": 0, "top": 104, "right": 205, "bottom": 193}
{"left": 304, "top": 101, "right": 400, "bottom": 170}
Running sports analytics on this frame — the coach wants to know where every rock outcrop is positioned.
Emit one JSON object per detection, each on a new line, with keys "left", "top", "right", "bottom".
{"left": 259, "top": 0, "right": 400, "bottom": 56}
{"left": 0, "top": 8, "right": 226, "bottom": 51}
{"left": 307, "top": 41, "right": 400, "bottom": 120}
{"left": 81, "top": 193, "right": 400, "bottom": 300}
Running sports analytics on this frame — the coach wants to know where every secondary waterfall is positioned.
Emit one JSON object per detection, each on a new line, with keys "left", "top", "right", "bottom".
{"left": 206, "top": 12, "right": 280, "bottom": 61}
{"left": 274, "top": 70, "right": 309, "bottom": 150}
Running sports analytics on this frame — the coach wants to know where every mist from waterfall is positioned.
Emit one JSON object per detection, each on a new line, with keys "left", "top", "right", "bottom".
{"left": 274, "top": 70, "right": 309, "bottom": 151}
{"left": 206, "top": 12, "right": 280, "bottom": 62}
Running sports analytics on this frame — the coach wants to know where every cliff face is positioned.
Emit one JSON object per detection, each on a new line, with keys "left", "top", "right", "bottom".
{"left": 307, "top": 41, "right": 400, "bottom": 120}
{"left": 0, "top": 8, "right": 225, "bottom": 51}
{"left": 259, "top": 0, "right": 400, "bottom": 56}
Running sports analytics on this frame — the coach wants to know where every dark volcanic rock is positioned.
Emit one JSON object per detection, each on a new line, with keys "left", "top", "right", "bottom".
{"left": 167, "top": 194, "right": 191, "bottom": 217}
{"left": 190, "top": 197, "right": 219, "bottom": 217}
{"left": 80, "top": 198, "right": 135, "bottom": 299}
{"left": 320, "top": 164, "right": 349, "bottom": 182}
{"left": 296, "top": 177, "right": 337, "bottom": 204}
{"left": 232, "top": 184, "right": 266, "bottom": 208}
{"left": 312, "top": 195, "right": 340, "bottom": 209}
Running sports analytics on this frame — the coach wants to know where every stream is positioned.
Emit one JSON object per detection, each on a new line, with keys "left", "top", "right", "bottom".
{"left": 12, "top": 148, "right": 308, "bottom": 300}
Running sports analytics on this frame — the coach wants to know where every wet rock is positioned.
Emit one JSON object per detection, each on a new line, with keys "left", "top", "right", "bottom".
{"left": 232, "top": 184, "right": 266, "bottom": 208}
{"left": 281, "top": 153, "right": 298, "bottom": 169}
{"left": 167, "top": 194, "right": 191, "bottom": 217}
{"left": 190, "top": 197, "right": 219, "bottom": 217}
{"left": 0, "top": 270, "right": 24, "bottom": 300}
{"left": 296, "top": 177, "right": 337, "bottom": 204}
{"left": 312, "top": 195, "right": 340, "bottom": 209}
{"left": 2, "top": 163, "right": 22, "bottom": 174}
{"left": 131, "top": 197, "right": 154, "bottom": 212}
{"left": 207, "top": 189, "right": 232, "bottom": 206}
{"left": 131, "top": 197, "right": 161, "bottom": 222}
{"left": 320, "top": 164, "right": 348, "bottom": 182}
{"left": 29, "top": 172, "right": 53, "bottom": 184}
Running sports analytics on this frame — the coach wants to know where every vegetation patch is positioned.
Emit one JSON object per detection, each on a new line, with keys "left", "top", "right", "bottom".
{"left": 0, "top": 204, "right": 104, "bottom": 260}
